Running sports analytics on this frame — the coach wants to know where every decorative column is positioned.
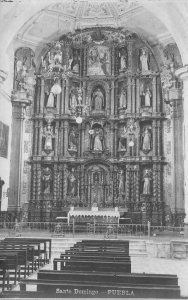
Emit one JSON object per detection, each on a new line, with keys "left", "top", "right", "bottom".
{"left": 136, "top": 122, "right": 140, "bottom": 156}
{"left": 83, "top": 47, "right": 87, "bottom": 77}
{"left": 136, "top": 78, "right": 140, "bottom": 113}
{"left": 59, "top": 165, "right": 63, "bottom": 202}
{"left": 40, "top": 77, "right": 45, "bottom": 114}
{"left": 64, "top": 121, "right": 69, "bottom": 157}
{"left": 54, "top": 121, "right": 59, "bottom": 157}
{"left": 53, "top": 164, "right": 58, "bottom": 202}
{"left": 111, "top": 46, "right": 115, "bottom": 76}
{"left": 81, "top": 123, "right": 85, "bottom": 157}
{"left": 81, "top": 165, "right": 85, "bottom": 202}
{"left": 61, "top": 79, "right": 65, "bottom": 115}
{"left": 152, "top": 76, "right": 157, "bottom": 113}
{"left": 38, "top": 120, "right": 43, "bottom": 155}
{"left": 114, "top": 81, "right": 118, "bottom": 115}
{"left": 110, "top": 81, "right": 115, "bottom": 115}
{"left": 65, "top": 78, "right": 70, "bottom": 114}
{"left": 63, "top": 164, "right": 67, "bottom": 201}
{"left": 83, "top": 81, "right": 86, "bottom": 106}
{"left": 127, "top": 41, "right": 133, "bottom": 71}
{"left": 110, "top": 122, "right": 114, "bottom": 157}
{"left": 152, "top": 120, "right": 157, "bottom": 156}
{"left": 157, "top": 120, "right": 161, "bottom": 156}
{"left": 34, "top": 121, "right": 39, "bottom": 156}
{"left": 126, "top": 165, "right": 131, "bottom": 207}
{"left": 78, "top": 125, "right": 81, "bottom": 158}
{"left": 31, "top": 164, "right": 37, "bottom": 201}
{"left": 114, "top": 123, "right": 118, "bottom": 158}
{"left": 132, "top": 77, "right": 136, "bottom": 114}
{"left": 36, "top": 164, "right": 41, "bottom": 201}
{"left": 56, "top": 79, "right": 61, "bottom": 114}
{"left": 59, "top": 122, "right": 64, "bottom": 157}
{"left": 135, "top": 166, "right": 140, "bottom": 204}
{"left": 127, "top": 77, "right": 132, "bottom": 113}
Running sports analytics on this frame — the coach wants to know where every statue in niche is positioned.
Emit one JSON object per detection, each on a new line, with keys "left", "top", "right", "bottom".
{"left": 70, "top": 91, "right": 77, "bottom": 109}
{"left": 142, "top": 169, "right": 152, "bottom": 195}
{"left": 47, "top": 42, "right": 62, "bottom": 72}
{"left": 93, "top": 128, "right": 103, "bottom": 151}
{"left": 139, "top": 48, "right": 150, "bottom": 73}
{"left": 118, "top": 170, "right": 125, "bottom": 195}
{"left": 119, "top": 88, "right": 127, "bottom": 109}
{"left": 141, "top": 127, "right": 152, "bottom": 152}
{"left": 67, "top": 168, "right": 77, "bottom": 197}
{"left": 46, "top": 91, "right": 55, "bottom": 108}
{"left": 92, "top": 88, "right": 104, "bottom": 111}
{"left": 118, "top": 126, "right": 127, "bottom": 151}
{"left": 68, "top": 127, "right": 77, "bottom": 151}
{"left": 119, "top": 49, "right": 127, "bottom": 71}
{"left": 43, "top": 124, "right": 54, "bottom": 151}
{"left": 42, "top": 167, "right": 52, "bottom": 194}
{"left": 71, "top": 51, "right": 80, "bottom": 74}
{"left": 141, "top": 87, "right": 152, "bottom": 107}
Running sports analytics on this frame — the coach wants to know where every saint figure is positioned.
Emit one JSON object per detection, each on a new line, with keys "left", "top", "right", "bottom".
{"left": 119, "top": 89, "right": 127, "bottom": 108}
{"left": 118, "top": 170, "right": 124, "bottom": 194}
{"left": 46, "top": 91, "right": 55, "bottom": 108}
{"left": 142, "top": 170, "right": 152, "bottom": 194}
{"left": 43, "top": 125, "right": 54, "bottom": 151}
{"left": 67, "top": 169, "right": 76, "bottom": 196}
{"left": 93, "top": 128, "right": 103, "bottom": 151}
{"left": 142, "top": 127, "right": 151, "bottom": 152}
{"left": 144, "top": 88, "right": 152, "bottom": 106}
{"left": 93, "top": 88, "right": 104, "bottom": 111}
{"left": 69, "top": 128, "right": 77, "bottom": 151}
{"left": 139, "top": 48, "right": 150, "bottom": 72}
{"left": 42, "top": 167, "right": 52, "bottom": 194}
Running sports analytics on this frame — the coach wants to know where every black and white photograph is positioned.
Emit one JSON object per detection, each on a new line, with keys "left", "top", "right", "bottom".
{"left": 0, "top": 0, "right": 188, "bottom": 299}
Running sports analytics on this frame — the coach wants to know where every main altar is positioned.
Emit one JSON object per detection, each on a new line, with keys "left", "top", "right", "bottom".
{"left": 68, "top": 206, "right": 120, "bottom": 225}
{"left": 11, "top": 26, "right": 184, "bottom": 226}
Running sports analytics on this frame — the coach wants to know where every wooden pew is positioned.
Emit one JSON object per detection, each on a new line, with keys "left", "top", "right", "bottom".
{"left": 65, "top": 249, "right": 130, "bottom": 257}
{"left": 53, "top": 258, "right": 131, "bottom": 272}
{"left": 0, "top": 244, "right": 37, "bottom": 273}
{"left": 2, "top": 240, "right": 43, "bottom": 268}
{"left": 0, "top": 253, "right": 20, "bottom": 285}
{"left": 60, "top": 253, "right": 130, "bottom": 262}
{"left": 4, "top": 238, "right": 51, "bottom": 263}
{"left": 0, "top": 249, "right": 29, "bottom": 278}
{"left": 0, "top": 259, "right": 10, "bottom": 292}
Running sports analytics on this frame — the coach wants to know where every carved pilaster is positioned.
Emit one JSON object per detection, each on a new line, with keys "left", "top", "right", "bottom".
{"left": 81, "top": 123, "right": 85, "bottom": 157}
{"left": 152, "top": 76, "right": 157, "bottom": 113}
{"left": 152, "top": 120, "right": 157, "bottom": 156}
{"left": 60, "top": 122, "right": 64, "bottom": 157}
{"left": 36, "top": 164, "right": 41, "bottom": 200}
{"left": 126, "top": 165, "right": 131, "bottom": 204}
{"left": 110, "top": 123, "right": 114, "bottom": 157}
{"left": 54, "top": 121, "right": 59, "bottom": 157}
{"left": 56, "top": 79, "right": 61, "bottom": 114}
{"left": 32, "top": 164, "right": 37, "bottom": 200}
{"left": 111, "top": 46, "right": 115, "bottom": 76}
{"left": 157, "top": 120, "right": 161, "bottom": 156}
{"left": 114, "top": 81, "right": 118, "bottom": 115}
{"left": 136, "top": 122, "right": 140, "bottom": 156}
{"left": 136, "top": 78, "right": 140, "bottom": 113}
{"left": 59, "top": 165, "right": 63, "bottom": 201}
{"left": 64, "top": 121, "right": 69, "bottom": 157}
{"left": 81, "top": 165, "right": 84, "bottom": 201}
{"left": 38, "top": 120, "right": 43, "bottom": 155}
{"left": 63, "top": 164, "right": 67, "bottom": 200}
{"left": 153, "top": 164, "right": 157, "bottom": 201}
{"left": 127, "top": 77, "right": 132, "bottom": 112}
{"left": 78, "top": 125, "right": 81, "bottom": 158}
{"left": 114, "top": 123, "right": 118, "bottom": 158}
{"left": 83, "top": 47, "right": 87, "bottom": 77}
{"left": 111, "top": 81, "right": 115, "bottom": 115}
{"left": 40, "top": 78, "right": 45, "bottom": 114}
{"left": 157, "top": 164, "right": 161, "bottom": 203}
{"left": 65, "top": 78, "right": 70, "bottom": 114}
{"left": 61, "top": 79, "right": 65, "bottom": 115}
{"left": 135, "top": 166, "right": 140, "bottom": 204}
{"left": 34, "top": 121, "right": 39, "bottom": 156}
{"left": 131, "top": 78, "right": 136, "bottom": 113}
{"left": 83, "top": 81, "right": 86, "bottom": 106}
{"left": 53, "top": 164, "right": 58, "bottom": 201}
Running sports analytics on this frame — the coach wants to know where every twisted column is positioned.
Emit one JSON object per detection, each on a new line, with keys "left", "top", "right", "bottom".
{"left": 59, "top": 165, "right": 63, "bottom": 202}
{"left": 65, "top": 78, "right": 70, "bottom": 114}
{"left": 152, "top": 120, "right": 157, "bottom": 156}
{"left": 34, "top": 121, "right": 39, "bottom": 156}
{"left": 36, "top": 164, "right": 41, "bottom": 200}
{"left": 63, "top": 164, "right": 67, "bottom": 201}
{"left": 31, "top": 164, "right": 37, "bottom": 200}
{"left": 132, "top": 77, "right": 136, "bottom": 113}
{"left": 136, "top": 78, "right": 140, "bottom": 113}
{"left": 127, "top": 77, "right": 132, "bottom": 113}
{"left": 152, "top": 76, "right": 157, "bottom": 113}
{"left": 157, "top": 120, "right": 161, "bottom": 156}
{"left": 61, "top": 79, "right": 65, "bottom": 115}
{"left": 53, "top": 164, "right": 58, "bottom": 201}
{"left": 110, "top": 81, "right": 115, "bottom": 115}
{"left": 39, "top": 78, "right": 45, "bottom": 114}
{"left": 54, "top": 121, "right": 59, "bottom": 157}
{"left": 64, "top": 121, "right": 69, "bottom": 157}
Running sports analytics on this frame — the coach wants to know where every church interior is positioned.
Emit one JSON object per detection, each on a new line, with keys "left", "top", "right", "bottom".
{"left": 0, "top": 1, "right": 188, "bottom": 298}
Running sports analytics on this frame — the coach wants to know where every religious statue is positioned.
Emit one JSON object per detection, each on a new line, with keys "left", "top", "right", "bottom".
{"left": 68, "top": 127, "right": 77, "bottom": 151}
{"left": 71, "top": 52, "right": 80, "bottom": 73}
{"left": 119, "top": 89, "right": 127, "bottom": 109}
{"left": 118, "top": 170, "right": 125, "bottom": 194}
{"left": 88, "top": 46, "right": 110, "bottom": 76}
{"left": 46, "top": 91, "right": 55, "bottom": 108}
{"left": 70, "top": 91, "right": 77, "bottom": 109}
{"left": 139, "top": 48, "right": 150, "bottom": 72}
{"left": 16, "top": 56, "right": 28, "bottom": 85}
{"left": 93, "top": 127, "right": 103, "bottom": 151}
{"left": 119, "top": 49, "right": 127, "bottom": 70}
{"left": 92, "top": 88, "right": 104, "bottom": 111}
{"left": 67, "top": 168, "right": 77, "bottom": 197}
{"left": 142, "top": 169, "right": 152, "bottom": 195}
{"left": 141, "top": 87, "right": 152, "bottom": 107}
{"left": 141, "top": 127, "right": 152, "bottom": 152}
{"left": 118, "top": 126, "right": 127, "bottom": 151}
{"left": 43, "top": 124, "right": 54, "bottom": 151}
{"left": 42, "top": 167, "right": 52, "bottom": 194}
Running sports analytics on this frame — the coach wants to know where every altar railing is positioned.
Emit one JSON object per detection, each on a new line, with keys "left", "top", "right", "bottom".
{"left": 0, "top": 222, "right": 184, "bottom": 238}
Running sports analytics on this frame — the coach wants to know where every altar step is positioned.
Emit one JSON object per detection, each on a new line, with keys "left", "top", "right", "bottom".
{"left": 51, "top": 238, "right": 147, "bottom": 259}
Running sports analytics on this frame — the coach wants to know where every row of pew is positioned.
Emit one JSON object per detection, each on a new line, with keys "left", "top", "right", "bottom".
{"left": 1, "top": 238, "right": 181, "bottom": 298}
{"left": 0, "top": 237, "right": 51, "bottom": 293}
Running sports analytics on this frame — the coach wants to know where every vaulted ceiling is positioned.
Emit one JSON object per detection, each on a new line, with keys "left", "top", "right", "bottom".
{"left": 15, "top": 0, "right": 173, "bottom": 50}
